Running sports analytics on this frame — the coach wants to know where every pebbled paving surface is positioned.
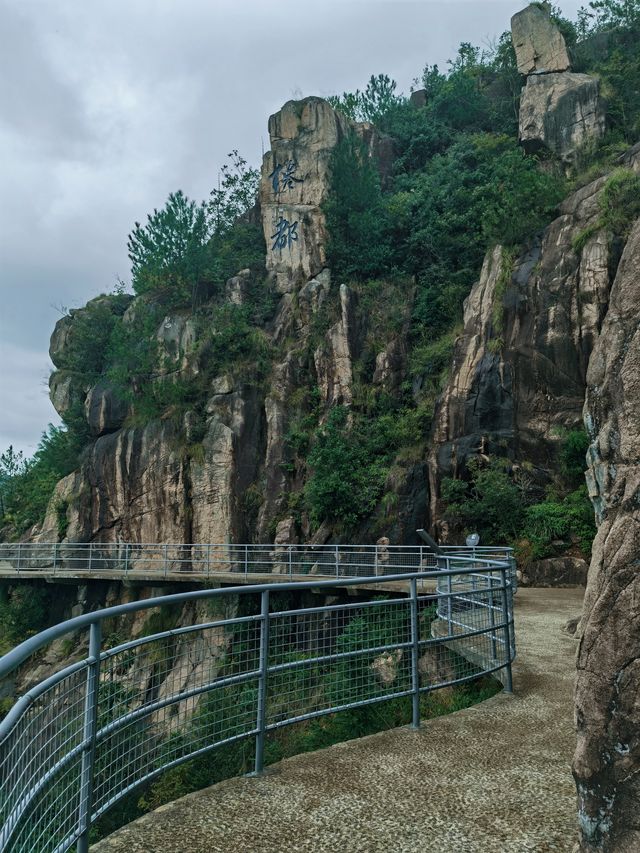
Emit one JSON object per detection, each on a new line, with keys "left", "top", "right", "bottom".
{"left": 92, "top": 588, "right": 583, "bottom": 853}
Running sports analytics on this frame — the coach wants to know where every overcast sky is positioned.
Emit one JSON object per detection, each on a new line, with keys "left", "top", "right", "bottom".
{"left": 0, "top": 0, "right": 582, "bottom": 455}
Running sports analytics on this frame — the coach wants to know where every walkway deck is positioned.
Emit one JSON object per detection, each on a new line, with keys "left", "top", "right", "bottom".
{"left": 91, "top": 588, "right": 583, "bottom": 853}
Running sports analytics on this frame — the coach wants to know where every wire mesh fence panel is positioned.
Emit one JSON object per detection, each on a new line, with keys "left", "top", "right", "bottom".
{"left": 0, "top": 663, "right": 91, "bottom": 853}
{"left": 265, "top": 597, "right": 414, "bottom": 729}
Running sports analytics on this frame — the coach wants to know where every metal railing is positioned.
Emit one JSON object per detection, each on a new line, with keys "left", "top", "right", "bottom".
{"left": 0, "top": 541, "right": 517, "bottom": 587}
{"left": 0, "top": 559, "right": 514, "bottom": 853}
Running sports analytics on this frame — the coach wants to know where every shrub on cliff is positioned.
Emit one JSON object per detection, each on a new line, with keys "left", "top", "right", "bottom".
{"left": 305, "top": 407, "right": 394, "bottom": 529}
{"left": 0, "top": 421, "right": 88, "bottom": 537}
{"left": 441, "top": 459, "right": 526, "bottom": 543}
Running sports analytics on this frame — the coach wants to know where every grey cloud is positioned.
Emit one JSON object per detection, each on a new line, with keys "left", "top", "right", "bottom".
{"left": 0, "top": 2, "right": 90, "bottom": 157}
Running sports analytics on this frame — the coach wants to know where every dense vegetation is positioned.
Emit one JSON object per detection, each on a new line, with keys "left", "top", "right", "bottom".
{"left": 441, "top": 430, "right": 596, "bottom": 562}
{"left": 3, "top": 0, "right": 640, "bottom": 544}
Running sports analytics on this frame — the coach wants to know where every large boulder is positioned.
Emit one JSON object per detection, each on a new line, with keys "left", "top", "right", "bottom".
{"left": 519, "top": 556, "right": 589, "bottom": 588}
{"left": 519, "top": 72, "right": 606, "bottom": 162}
{"left": 574, "top": 218, "right": 640, "bottom": 852}
{"left": 511, "top": 4, "right": 571, "bottom": 75}
{"left": 49, "top": 370, "right": 87, "bottom": 418}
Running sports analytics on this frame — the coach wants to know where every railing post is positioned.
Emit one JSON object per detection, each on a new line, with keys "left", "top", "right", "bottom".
{"left": 77, "top": 620, "right": 102, "bottom": 853}
{"left": 446, "top": 560, "right": 453, "bottom": 633}
{"left": 335, "top": 544, "right": 339, "bottom": 577}
{"left": 288, "top": 545, "right": 292, "bottom": 577}
{"left": 124, "top": 543, "right": 129, "bottom": 576}
{"left": 17, "top": 542, "right": 21, "bottom": 574}
{"left": 163, "top": 544, "right": 169, "bottom": 579}
{"left": 88, "top": 542, "right": 93, "bottom": 574}
{"left": 488, "top": 576, "right": 498, "bottom": 661}
{"left": 254, "top": 589, "right": 270, "bottom": 775}
{"left": 500, "top": 566, "right": 514, "bottom": 694}
{"left": 206, "top": 544, "right": 211, "bottom": 579}
{"left": 245, "top": 544, "right": 248, "bottom": 578}
{"left": 409, "top": 578, "right": 421, "bottom": 729}
{"left": 53, "top": 542, "right": 58, "bottom": 575}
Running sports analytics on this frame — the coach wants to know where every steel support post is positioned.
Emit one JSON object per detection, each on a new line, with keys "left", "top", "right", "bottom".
{"left": 77, "top": 621, "right": 102, "bottom": 853}
{"left": 500, "top": 567, "right": 513, "bottom": 693}
{"left": 254, "top": 589, "right": 270, "bottom": 775}
{"left": 409, "top": 578, "right": 421, "bottom": 729}
{"left": 488, "top": 578, "right": 498, "bottom": 661}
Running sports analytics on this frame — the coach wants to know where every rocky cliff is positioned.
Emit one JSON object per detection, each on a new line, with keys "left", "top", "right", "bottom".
{"left": 427, "top": 164, "right": 625, "bottom": 520}
{"left": 573, "top": 217, "right": 640, "bottom": 852}
{"left": 40, "top": 96, "right": 419, "bottom": 554}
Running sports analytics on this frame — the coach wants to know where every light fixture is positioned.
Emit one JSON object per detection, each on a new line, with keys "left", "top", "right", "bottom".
{"left": 466, "top": 532, "right": 480, "bottom": 547}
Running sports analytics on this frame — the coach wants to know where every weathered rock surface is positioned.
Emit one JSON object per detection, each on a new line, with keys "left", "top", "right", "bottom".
{"left": 573, "top": 218, "right": 640, "bottom": 852}
{"left": 429, "top": 174, "right": 612, "bottom": 533}
{"left": 49, "top": 370, "right": 87, "bottom": 418}
{"left": 84, "top": 382, "right": 129, "bottom": 436}
{"left": 314, "top": 284, "right": 360, "bottom": 407}
{"left": 260, "top": 97, "right": 393, "bottom": 292}
{"left": 519, "top": 72, "right": 606, "bottom": 162}
{"left": 519, "top": 556, "right": 589, "bottom": 588}
{"left": 511, "top": 4, "right": 571, "bottom": 75}
{"left": 260, "top": 97, "right": 351, "bottom": 292}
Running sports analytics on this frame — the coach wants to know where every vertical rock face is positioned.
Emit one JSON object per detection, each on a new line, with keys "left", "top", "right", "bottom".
{"left": 511, "top": 4, "right": 605, "bottom": 163}
{"left": 314, "top": 284, "right": 360, "bottom": 407}
{"left": 511, "top": 4, "right": 571, "bottom": 74}
{"left": 574, "top": 218, "right": 640, "bottom": 852}
{"left": 429, "top": 174, "right": 612, "bottom": 532}
{"left": 260, "top": 97, "right": 351, "bottom": 293}
{"left": 519, "top": 73, "right": 606, "bottom": 162}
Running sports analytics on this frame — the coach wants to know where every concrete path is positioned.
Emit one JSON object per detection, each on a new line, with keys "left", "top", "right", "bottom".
{"left": 92, "top": 588, "right": 583, "bottom": 853}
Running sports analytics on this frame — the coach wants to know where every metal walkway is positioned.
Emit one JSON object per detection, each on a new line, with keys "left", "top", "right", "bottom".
{"left": 90, "top": 588, "right": 582, "bottom": 853}
{"left": 0, "top": 542, "right": 516, "bottom": 586}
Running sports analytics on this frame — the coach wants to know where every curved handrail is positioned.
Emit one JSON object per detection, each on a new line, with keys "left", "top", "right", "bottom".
{"left": 0, "top": 562, "right": 515, "bottom": 853}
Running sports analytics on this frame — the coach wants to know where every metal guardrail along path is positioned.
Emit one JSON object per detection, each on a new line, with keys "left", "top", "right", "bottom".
{"left": 0, "top": 556, "right": 515, "bottom": 853}
{"left": 0, "top": 541, "right": 516, "bottom": 588}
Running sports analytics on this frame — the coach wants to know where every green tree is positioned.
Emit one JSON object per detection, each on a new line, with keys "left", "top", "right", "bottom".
{"left": 208, "top": 150, "right": 260, "bottom": 236}
{"left": 327, "top": 74, "right": 403, "bottom": 124}
{"left": 395, "top": 134, "right": 564, "bottom": 338}
{"left": 0, "top": 421, "right": 89, "bottom": 537}
{"left": 441, "top": 459, "right": 526, "bottom": 543}
{"left": 305, "top": 407, "right": 390, "bottom": 528}
{"left": 127, "top": 152, "right": 263, "bottom": 309}
{"left": 128, "top": 190, "right": 211, "bottom": 307}
{"left": 324, "top": 133, "right": 392, "bottom": 281}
